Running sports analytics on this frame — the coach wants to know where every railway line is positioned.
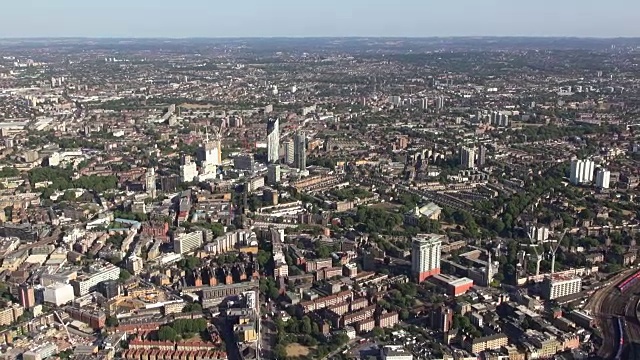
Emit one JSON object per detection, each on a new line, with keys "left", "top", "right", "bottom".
{"left": 590, "top": 269, "right": 640, "bottom": 359}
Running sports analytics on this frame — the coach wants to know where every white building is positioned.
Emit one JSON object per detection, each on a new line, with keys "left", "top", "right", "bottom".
{"left": 266, "top": 118, "right": 280, "bottom": 163}
{"left": 267, "top": 164, "right": 281, "bottom": 185}
{"left": 460, "top": 146, "right": 476, "bottom": 169}
{"left": 174, "top": 230, "right": 204, "bottom": 254}
{"left": 22, "top": 343, "right": 58, "bottom": 360}
{"left": 180, "top": 155, "right": 197, "bottom": 183}
{"left": 43, "top": 283, "right": 74, "bottom": 306}
{"left": 570, "top": 159, "right": 595, "bottom": 185}
{"left": 527, "top": 225, "right": 549, "bottom": 242}
{"left": 381, "top": 345, "right": 413, "bottom": 360}
{"left": 541, "top": 275, "right": 582, "bottom": 300}
{"left": 411, "top": 234, "right": 443, "bottom": 283}
{"left": 417, "top": 98, "right": 428, "bottom": 110}
{"left": 70, "top": 263, "right": 120, "bottom": 296}
{"left": 596, "top": 169, "right": 611, "bottom": 189}
{"left": 283, "top": 140, "right": 295, "bottom": 165}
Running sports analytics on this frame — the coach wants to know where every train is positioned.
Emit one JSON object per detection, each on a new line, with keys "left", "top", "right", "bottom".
{"left": 617, "top": 270, "right": 640, "bottom": 292}
{"left": 615, "top": 316, "right": 624, "bottom": 360}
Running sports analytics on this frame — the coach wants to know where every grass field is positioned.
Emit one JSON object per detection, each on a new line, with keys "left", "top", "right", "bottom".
{"left": 285, "top": 343, "right": 310, "bottom": 357}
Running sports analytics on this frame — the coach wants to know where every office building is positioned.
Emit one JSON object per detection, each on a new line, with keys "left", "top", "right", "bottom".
{"left": 174, "top": 230, "right": 204, "bottom": 254}
{"left": 234, "top": 154, "right": 256, "bottom": 172}
{"left": 570, "top": 159, "right": 595, "bottom": 185}
{"left": 460, "top": 146, "right": 476, "bottom": 169}
{"left": 267, "top": 164, "right": 281, "bottom": 185}
{"left": 294, "top": 131, "right": 307, "bottom": 171}
{"left": 18, "top": 284, "right": 35, "bottom": 309}
{"left": 180, "top": 155, "right": 197, "bottom": 183}
{"left": 70, "top": 263, "right": 121, "bottom": 296}
{"left": 283, "top": 140, "right": 295, "bottom": 165}
{"left": 98, "top": 280, "right": 120, "bottom": 300}
{"left": 411, "top": 234, "right": 443, "bottom": 283}
{"left": 541, "top": 275, "right": 582, "bottom": 300}
{"left": 266, "top": 118, "right": 280, "bottom": 163}
{"left": 43, "top": 283, "right": 75, "bottom": 306}
{"left": 596, "top": 169, "right": 611, "bottom": 189}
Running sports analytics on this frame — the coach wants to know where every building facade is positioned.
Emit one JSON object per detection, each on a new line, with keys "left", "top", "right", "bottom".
{"left": 411, "top": 234, "right": 443, "bottom": 283}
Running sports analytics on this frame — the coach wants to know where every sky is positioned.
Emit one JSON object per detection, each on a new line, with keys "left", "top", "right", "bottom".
{"left": 1, "top": 0, "right": 639, "bottom": 38}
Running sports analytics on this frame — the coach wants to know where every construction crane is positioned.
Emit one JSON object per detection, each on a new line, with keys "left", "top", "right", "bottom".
{"left": 549, "top": 229, "right": 568, "bottom": 275}
{"left": 523, "top": 232, "right": 544, "bottom": 277}
{"left": 54, "top": 310, "right": 74, "bottom": 345}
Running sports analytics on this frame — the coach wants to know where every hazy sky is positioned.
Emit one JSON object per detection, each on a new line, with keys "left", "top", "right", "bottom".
{"left": 2, "top": 0, "right": 639, "bottom": 38}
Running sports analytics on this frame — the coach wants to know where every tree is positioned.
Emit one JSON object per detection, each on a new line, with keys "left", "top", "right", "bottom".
{"left": 158, "top": 326, "right": 178, "bottom": 341}
{"left": 182, "top": 303, "right": 202, "bottom": 313}
{"left": 119, "top": 269, "right": 132, "bottom": 282}
{"left": 62, "top": 190, "right": 77, "bottom": 202}
{"left": 371, "top": 327, "right": 385, "bottom": 338}
{"left": 579, "top": 208, "right": 595, "bottom": 221}
{"left": 400, "top": 309, "right": 410, "bottom": 320}
{"left": 106, "top": 316, "right": 119, "bottom": 327}
{"left": 301, "top": 316, "right": 312, "bottom": 334}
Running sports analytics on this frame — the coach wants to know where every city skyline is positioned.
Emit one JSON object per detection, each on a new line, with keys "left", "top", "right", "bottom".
{"left": 2, "top": 0, "right": 640, "bottom": 38}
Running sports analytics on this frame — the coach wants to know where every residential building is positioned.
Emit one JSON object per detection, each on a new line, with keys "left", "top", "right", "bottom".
{"left": 570, "top": 159, "right": 595, "bottom": 185}
{"left": 460, "top": 146, "right": 476, "bottom": 169}
{"left": 267, "top": 118, "right": 280, "bottom": 163}
{"left": 294, "top": 131, "right": 307, "bottom": 171}
{"left": 411, "top": 234, "right": 443, "bottom": 282}
{"left": 596, "top": 169, "right": 611, "bottom": 189}
{"left": 267, "top": 164, "right": 281, "bottom": 185}
{"left": 173, "top": 230, "right": 204, "bottom": 254}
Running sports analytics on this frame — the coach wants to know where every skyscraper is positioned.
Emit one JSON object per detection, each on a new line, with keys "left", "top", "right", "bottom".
{"left": 18, "top": 284, "right": 35, "bottom": 309}
{"left": 267, "top": 164, "right": 281, "bottom": 185}
{"left": 460, "top": 146, "right": 476, "bottom": 169}
{"left": 411, "top": 234, "right": 443, "bottom": 283}
{"left": 477, "top": 145, "right": 487, "bottom": 168}
{"left": 570, "top": 159, "right": 595, "bottom": 185}
{"left": 266, "top": 118, "right": 280, "bottom": 163}
{"left": 294, "top": 131, "right": 306, "bottom": 171}
{"left": 145, "top": 168, "right": 156, "bottom": 198}
{"left": 418, "top": 98, "right": 428, "bottom": 110}
{"left": 596, "top": 168, "right": 611, "bottom": 189}
{"left": 283, "top": 140, "right": 295, "bottom": 165}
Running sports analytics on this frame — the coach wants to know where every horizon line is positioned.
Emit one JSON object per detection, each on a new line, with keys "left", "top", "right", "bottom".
{"left": 1, "top": 35, "right": 640, "bottom": 40}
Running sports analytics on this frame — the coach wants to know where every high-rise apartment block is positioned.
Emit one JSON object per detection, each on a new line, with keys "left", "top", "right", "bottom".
{"left": 294, "top": 131, "right": 307, "bottom": 171}
{"left": 460, "top": 146, "right": 476, "bottom": 169}
{"left": 411, "top": 234, "right": 443, "bottom": 283}
{"left": 570, "top": 159, "right": 595, "bottom": 185}
{"left": 596, "top": 169, "right": 611, "bottom": 189}
{"left": 267, "top": 118, "right": 280, "bottom": 163}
